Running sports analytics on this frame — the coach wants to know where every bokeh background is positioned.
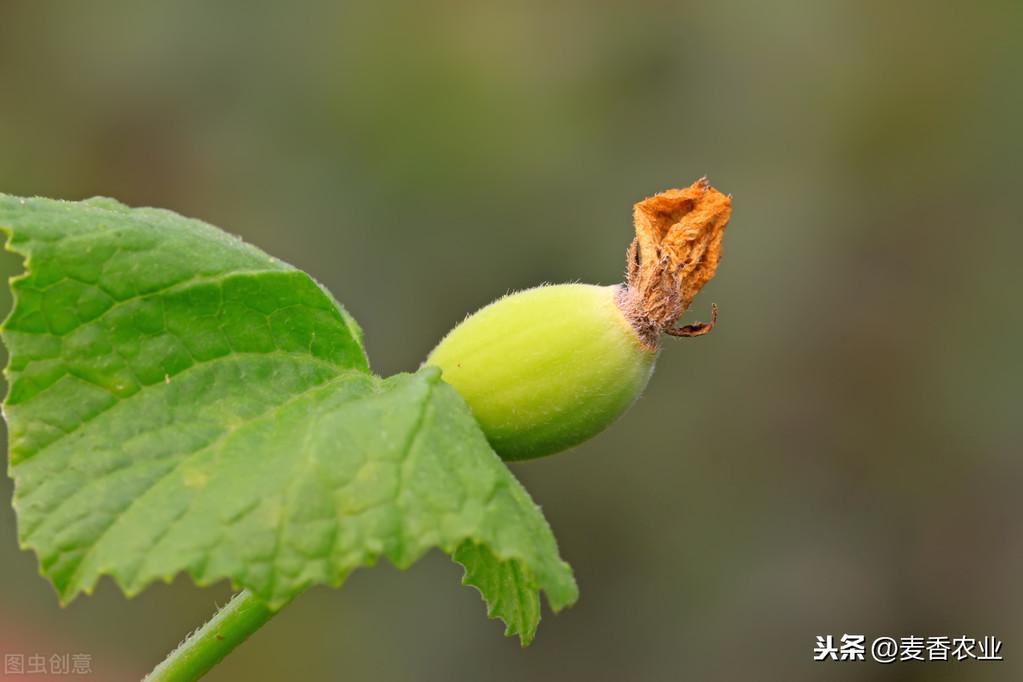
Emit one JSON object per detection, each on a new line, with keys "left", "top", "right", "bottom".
{"left": 0, "top": 2, "right": 1020, "bottom": 680}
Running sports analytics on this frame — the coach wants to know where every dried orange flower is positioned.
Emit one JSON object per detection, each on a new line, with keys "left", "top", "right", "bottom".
{"left": 616, "top": 178, "right": 732, "bottom": 348}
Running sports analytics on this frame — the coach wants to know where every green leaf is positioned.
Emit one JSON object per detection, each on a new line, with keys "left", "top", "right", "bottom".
{"left": 0, "top": 195, "right": 577, "bottom": 644}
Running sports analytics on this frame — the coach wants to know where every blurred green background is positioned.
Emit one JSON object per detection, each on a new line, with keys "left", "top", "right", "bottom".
{"left": 0, "top": 1, "right": 1020, "bottom": 680}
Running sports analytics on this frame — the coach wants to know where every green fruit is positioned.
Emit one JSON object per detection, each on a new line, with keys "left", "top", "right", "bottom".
{"left": 426, "top": 283, "right": 656, "bottom": 461}
{"left": 426, "top": 179, "right": 732, "bottom": 460}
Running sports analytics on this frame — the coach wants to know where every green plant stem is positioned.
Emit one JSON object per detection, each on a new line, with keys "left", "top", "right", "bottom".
{"left": 145, "top": 590, "right": 288, "bottom": 682}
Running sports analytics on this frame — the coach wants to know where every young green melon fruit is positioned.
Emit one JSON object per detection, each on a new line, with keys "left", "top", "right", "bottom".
{"left": 427, "top": 284, "right": 656, "bottom": 460}
{"left": 426, "top": 179, "right": 732, "bottom": 461}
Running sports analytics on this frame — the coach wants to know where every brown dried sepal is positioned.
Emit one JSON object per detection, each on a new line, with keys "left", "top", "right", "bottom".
{"left": 616, "top": 178, "right": 732, "bottom": 349}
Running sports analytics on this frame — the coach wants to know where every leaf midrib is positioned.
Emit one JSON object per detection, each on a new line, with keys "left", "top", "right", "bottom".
{"left": 9, "top": 349, "right": 354, "bottom": 466}
{"left": 3, "top": 269, "right": 294, "bottom": 338}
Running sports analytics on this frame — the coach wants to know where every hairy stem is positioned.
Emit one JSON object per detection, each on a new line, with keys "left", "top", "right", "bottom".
{"left": 145, "top": 590, "right": 287, "bottom": 682}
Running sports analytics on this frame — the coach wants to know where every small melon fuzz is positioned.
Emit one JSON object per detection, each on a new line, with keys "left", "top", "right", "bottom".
{"left": 426, "top": 179, "right": 732, "bottom": 461}
{"left": 427, "top": 284, "right": 654, "bottom": 460}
